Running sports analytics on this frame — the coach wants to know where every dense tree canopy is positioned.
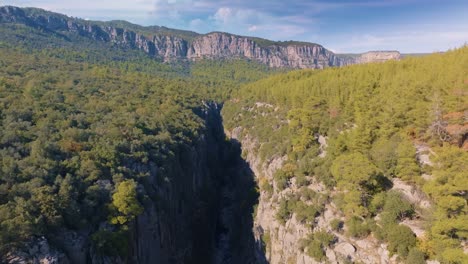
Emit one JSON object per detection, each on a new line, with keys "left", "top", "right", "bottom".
{"left": 0, "top": 40, "right": 274, "bottom": 255}
{"left": 223, "top": 46, "right": 468, "bottom": 263}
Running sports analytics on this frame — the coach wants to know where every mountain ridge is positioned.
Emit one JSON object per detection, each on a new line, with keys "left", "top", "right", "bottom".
{"left": 0, "top": 5, "right": 400, "bottom": 69}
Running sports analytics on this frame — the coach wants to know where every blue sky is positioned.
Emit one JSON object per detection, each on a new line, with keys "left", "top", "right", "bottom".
{"left": 2, "top": 0, "right": 468, "bottom": 53}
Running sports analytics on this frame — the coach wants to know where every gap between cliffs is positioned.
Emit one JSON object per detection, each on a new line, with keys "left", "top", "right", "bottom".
{"left": 199, "top": 102, "right": 264, "bottom": 264}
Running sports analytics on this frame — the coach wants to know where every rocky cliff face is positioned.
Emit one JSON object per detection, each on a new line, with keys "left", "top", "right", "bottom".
{"left": 228, "top": 131, "right": 396, "bottom": 264}
{"left": 355, "top": 51, "right": 401, "bottom": 64}
{"left": 224, "top": 102, "right": 406, "bottom": 264}
{"left": 0, "top": 6, "right": 399, "bottom": 69}
{"left": 4, "top": 103, "right": 260, "bottom": 264}
{"left": 187, "top": 32, "right": 344, "bottom": 68}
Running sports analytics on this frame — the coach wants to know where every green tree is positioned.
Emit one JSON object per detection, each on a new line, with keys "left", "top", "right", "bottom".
{"left": 406, "top": 248, "right": 426, "bottom": 264}
{"left": 331, "top": 152, "right": 380, "bottom": 189}
{"left": 110, "top": 179, "right": 144, "bottom": 225}
{"left": 386, "top": 224, "right": 416, "bottom": 257}
{"left": 440, "top": 248, "right": 468, "bottom": 264}
{"left": 395, "top": 137, "right": 421, "bottom": 182}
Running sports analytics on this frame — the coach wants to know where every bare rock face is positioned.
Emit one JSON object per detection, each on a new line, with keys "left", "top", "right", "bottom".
{"left": 5, "top": 237, "right": 70, "bottom": 264}
{"left": 226, "top": 102, "right": 401, "bottom": 264}
{"left": 187, "top": 32, "right": 342, "bottom": 68}
{"left": 355, "top": 51, "right": 401, "bottom": 64}
{"left": 334, "top": 242, "right": 356, "bottom": 257}
{"left": 0, "top": 6, "right": 399, "bottom": 69}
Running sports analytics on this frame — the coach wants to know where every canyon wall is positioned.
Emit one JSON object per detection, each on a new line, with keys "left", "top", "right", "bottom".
{"left": 0, "top": 6, "right": 400, "bottom": 69}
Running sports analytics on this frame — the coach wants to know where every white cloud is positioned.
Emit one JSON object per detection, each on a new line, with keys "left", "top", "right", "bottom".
{"left": 0, "top": 1, "right": 320, "bottom": 40}
{"left": 206, "top": 6, "right": 310, "bottom": 39}
{"left": 3, "top": 0, "right": 464, "bottom": 52}
{"left": 248, "top": 25, "right": 258, "bottom": 32}
{"left": 213, "top": 7, "right": 233, "bottom": 25}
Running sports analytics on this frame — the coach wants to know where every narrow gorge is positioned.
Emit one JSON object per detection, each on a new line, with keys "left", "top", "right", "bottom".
{"left": 1, "top": 5, "right": 467, "bottom": 264}
{"left": 4, "top": 103, "right": 266, "bottom": 264}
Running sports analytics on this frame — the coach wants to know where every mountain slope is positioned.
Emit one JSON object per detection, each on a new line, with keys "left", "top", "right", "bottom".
{"left": 222, "top": 47, "right": 468, "bottom": 264}
{"left": 0, "top": 6, "right": 400, "bottom": 69}
{"left": 0, "top": 36, "right": 263, "bottom": 264}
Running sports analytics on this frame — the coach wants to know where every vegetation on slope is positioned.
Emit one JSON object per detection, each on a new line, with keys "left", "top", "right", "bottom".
{"left": 0, "top": 35, "right": 274, "bottom": 257}
{"left": 1, "top": 6, "right": 467, "bottom": 263}
{"left": 223, "top": 47, "right": 468, "bottom": 263}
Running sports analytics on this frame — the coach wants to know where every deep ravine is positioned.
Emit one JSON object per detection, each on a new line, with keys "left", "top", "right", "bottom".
{"left": 202, "top": 103, "right": 262, "bottom": 264}
{"left": 3, "top": 102, "right": 264, "bottom": 264}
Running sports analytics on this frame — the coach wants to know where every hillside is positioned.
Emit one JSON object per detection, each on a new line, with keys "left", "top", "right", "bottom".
{"left": 0, "top": 5, "right": 467, "bottom": 264}
{"left": 223, "top": 47, "right": 468, "bottom": 264}
{"left": 0, "top": 6, "right": 401, "bottom": 69}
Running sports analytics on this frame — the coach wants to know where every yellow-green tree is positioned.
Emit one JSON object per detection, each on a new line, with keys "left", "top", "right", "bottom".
{"left": 110, "top": 179, "right": 144, "bottom": 225}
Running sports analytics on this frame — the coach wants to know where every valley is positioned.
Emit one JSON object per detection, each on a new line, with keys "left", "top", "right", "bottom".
{"left": 0, "top": 5, "right": 467, "bottom": 264}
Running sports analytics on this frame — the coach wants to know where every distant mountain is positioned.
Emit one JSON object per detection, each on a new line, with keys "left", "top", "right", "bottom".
{"left": 0, "top": 6, "right": 400, "bottom": 68}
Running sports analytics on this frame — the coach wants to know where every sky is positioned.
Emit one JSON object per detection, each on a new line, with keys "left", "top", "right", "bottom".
{"left": 2, "top": 0, "right": 468, "bottom": 53}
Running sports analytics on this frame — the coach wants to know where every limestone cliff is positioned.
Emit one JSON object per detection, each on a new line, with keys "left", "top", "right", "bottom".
{"left": 187, "top": 32, "right": 344, "bottom": 68}
{"left": 223, "top": 102, "right": 432, "bottom": 264}
{"left": 0, "top": 6, "right": 399, "bottom": 69}
{"left": 227, "top": 128, "right": 398, "bottom": 264}
{"left": 355, "top": 51, "right": 401, "bottom": 64}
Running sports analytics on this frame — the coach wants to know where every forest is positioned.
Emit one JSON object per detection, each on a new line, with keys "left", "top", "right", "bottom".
{"left": 0, "top": 6, "right": 467, "bottom": 263}
{"left": 222, "top": 47, "right": 468, "bottom": 263}
{"left": 0, "top": 34, "right": 274, "bottom": 258}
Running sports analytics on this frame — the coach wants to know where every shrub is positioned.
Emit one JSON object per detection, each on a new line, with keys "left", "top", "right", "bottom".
{"left": 307, "top": 240, "right": 325, "bottom": 261}
{"left": 274, "top": 170, "right": 291, "bottom": 191}
{"left": 260, "top": 179, "right": 273, "bottom": 198}
{"left": 294, "top": 201, "right": 319, "bottom": 223}
{"left": 346, "top": 216, "right": 371, "bottom": 238}
{"left": 330, "top": 218, "right": 343, "bottom": 232}
{"left": 302, "top": 230, "right": 335, "bottom": 262}
{"left": 299, "top": 187, "right": 317, "bottom": 201}
{"left": 295, "top": 174, "right": 309, "bottom": 187}
{"left": 276, "top": 197, "right": 298, "bottom": 225}
{"left": 261, "top": 230, "right": 271, "bottom": 254}
{"left": 369, "top": 192, "right": 386, "bottom": 215}
{"left": 405, "top": 248, "right": 425, "bottom": 264}
{"left": 382, "top": 191, "right": 414, "bottom": 222}
{"left": 441, "top": 248, "right": 468, "bottom": 264}
{"left": 276, "top": 199, "right": 291, "bottom": 225}
{"left": 386, "top": 224, "right": 416, "bottom": 257}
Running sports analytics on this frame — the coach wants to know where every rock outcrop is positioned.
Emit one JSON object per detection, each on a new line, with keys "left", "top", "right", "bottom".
{"left": 4, "top": 237, "right": 69, "bottom": 264}
{"left": 225, "top": 102, "right": 400, "bottom": 264}
{"left": 0, "top": 6, "right": 400, "bottom": 69}
{"left": 187, "top": 32, "right": 344, "bottom": 68}
{"left": 354, "top": 51, "right": 401, "bottom": 64}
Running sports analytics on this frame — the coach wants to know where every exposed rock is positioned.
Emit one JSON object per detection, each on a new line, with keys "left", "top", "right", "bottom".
{"left": 355, "top": 51, "right": 401, "bottom": 64}
{"left": 415, "top": 143, "right": 434, "bottom": 166}
{"left": 50, "top": 231, "right": 88, "bottom": 264}
{"left": 391, "top": 178, "right": 431, "bottom": 209}
{"left": 401, "top": 219, "right": 426, "bottom": 238}
{"left": 0, "top": 6, "right": 400, "bottom": 69}
{"left": 5, "top": 237, "right": 70, "bottom": 264}
{"left": 318, "top": 135, "right": 328, "bottom": 158}
{"left": 334, "top": 242, "right": 356, "bottom": 257}
{"left": 325, "top": 248, "right": 337, "bottom": 263}
{"left": 187, "top": 32, "right": 345, "bottom": 68}
{"left": 227, "top": 102, "right": 402, "bottom": 264}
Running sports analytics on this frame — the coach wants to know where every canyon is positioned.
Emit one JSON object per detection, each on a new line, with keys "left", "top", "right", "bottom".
{"left": 3, "top": 5, "right": 464, "bottom": 264}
